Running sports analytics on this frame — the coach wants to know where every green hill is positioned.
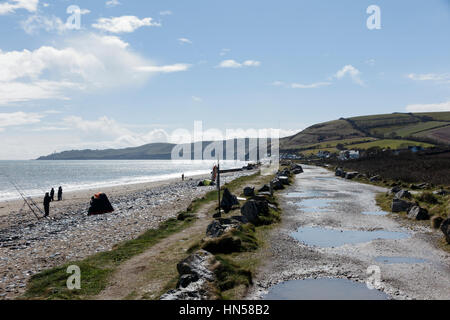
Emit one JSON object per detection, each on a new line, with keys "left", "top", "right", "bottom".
{"left": 281, "top": 112, "right": 450, "bottom": 154}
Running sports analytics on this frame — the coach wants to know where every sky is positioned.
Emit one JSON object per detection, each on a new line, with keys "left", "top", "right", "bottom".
{"left": 0, "top": 0, "right": 449, "bottom": 160}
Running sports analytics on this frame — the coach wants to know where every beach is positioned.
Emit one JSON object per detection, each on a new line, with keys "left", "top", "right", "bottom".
{"left": 0, "top": 170, "right": 255, "bottom": 299}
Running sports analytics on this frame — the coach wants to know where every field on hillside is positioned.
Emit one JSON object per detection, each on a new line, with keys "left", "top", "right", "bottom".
{"left": 281, "top": 112, "right": 450, "bottom": 152}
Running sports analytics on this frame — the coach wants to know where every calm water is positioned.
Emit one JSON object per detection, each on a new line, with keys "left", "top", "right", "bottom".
{"left": 291, "top": 226, "right": 410, "bottom": 247}
{"left": 0, "top": 160, "right": 247, "bottom": 202}
{"left": 265, "top": 278, "right": 389, "bottom": 300}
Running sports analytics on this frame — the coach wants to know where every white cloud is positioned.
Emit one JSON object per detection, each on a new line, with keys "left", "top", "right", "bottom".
{"left": 106, "top": 0, "right": 120, "bottom": 7}
{"left": 405, "top": 100, "right": 450, "bottom": 112}
{"left": 92, "top": 16, "right": 161, "bottom": 33}
{"left": 291, "top": 82, "right": 332, "bottom": 89}
{"left": 136, "top": 63, "right": 191, "bottom": 73}
{"left": 407, "top": 73, "right": 450, "bottom": 84}
{"left": 0, "top": 111, "right": 43, "bottom": 128}
{"left": 192, "top": 96, "right": 202, "bottom": 102}
{"left": 334, "top": 65, "right": 364, "bottom": 86}
{"left": 21, "top": 14, "right": 67, "bottom": 34}
{"left": 217, "top": 59, "right": 261, "bottom": 68}
{"left": 220, "top": 48, "right": 230, "bottom": 56}
{"left": 0, "top": 33, "right": 190, "bottom": 105}
{"left": 0, "top": 0, "right": 38, "bottom": 15}
{"left": 178, "top": 38, "right": 192, "bottom": 45}
{"left": 159, "top": 10, "right": 172, "bottom": 16}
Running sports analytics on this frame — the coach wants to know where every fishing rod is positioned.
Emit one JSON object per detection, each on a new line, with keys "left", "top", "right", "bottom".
{"left": 0, "top": 173, "right": 46, "bottom": 220}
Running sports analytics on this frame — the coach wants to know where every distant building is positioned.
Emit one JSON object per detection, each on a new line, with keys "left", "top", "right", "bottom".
{"left": 317, "top": 151, "right": 331, "bottom": 159}
{"left": 339, "top": 150, "right": 360, "bottom": 161}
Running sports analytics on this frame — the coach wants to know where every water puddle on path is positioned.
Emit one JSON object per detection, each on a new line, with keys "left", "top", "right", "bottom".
{"left": 361, "top": 211, "right": 389, "bottom": 216}
{"left": 291, "top": 226, "right": 409, "bottom": 247}
{"left": 295, "top": 198, "right": 337, "bottom": 213}
{"left": 375, "top": 256, "right": 429, "bottom": 264}
{"left": 264, "top": 278, "right": 388, "bottom": 300}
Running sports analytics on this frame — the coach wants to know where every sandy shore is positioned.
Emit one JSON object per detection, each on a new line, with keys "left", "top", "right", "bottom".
{"left": 0, "top": 170, "right": 255, "bottom": 299}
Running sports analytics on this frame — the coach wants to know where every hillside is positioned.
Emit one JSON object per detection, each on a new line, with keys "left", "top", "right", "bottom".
{"left": 280, "top": 111, "right": 450, "bottom": 154}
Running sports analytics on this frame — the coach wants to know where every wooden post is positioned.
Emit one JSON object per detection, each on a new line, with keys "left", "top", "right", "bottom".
{"left": 217, "top": 160, "right": 221, "bottom": 216}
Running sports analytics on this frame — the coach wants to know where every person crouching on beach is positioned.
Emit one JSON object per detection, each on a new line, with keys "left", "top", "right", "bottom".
{"left": 43, "top": 192, "right": 51, "bottom": 217}
{"left": 57, "top": 186, "right": 63, "bottom": 201}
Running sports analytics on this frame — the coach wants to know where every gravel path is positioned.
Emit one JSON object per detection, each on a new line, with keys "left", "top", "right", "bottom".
{"left": 246, "top": 165, "right": 450, "bottom": 300}
{"left": 0, "top": 170, "right": 254, "bottom": 299}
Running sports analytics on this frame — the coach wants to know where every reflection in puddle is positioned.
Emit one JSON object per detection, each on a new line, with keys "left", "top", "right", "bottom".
{"left": 292, "top": 226, "right": 409, "bottom": 247}
{"left": 296, "top": 198, "right": 336, "bottom": 213}
{"left": 362, "top": 211, "right": 389, "bottom": 216}
{"left": 375, "top": 256, "right": 428, "bottom": 264}
{"left": 264, "top": 278, "right": 388, "bottom": 300}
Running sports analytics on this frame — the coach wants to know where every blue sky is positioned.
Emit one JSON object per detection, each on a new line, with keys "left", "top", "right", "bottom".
{"left": 0, "top": 0, "right": 449, "bottom": 159}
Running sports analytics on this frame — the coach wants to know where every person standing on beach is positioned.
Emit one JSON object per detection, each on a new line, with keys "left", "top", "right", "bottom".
{"left": 182, "top": 173, "right": 185, "bottom": 181}
{"left": 57, "top": 186, "right": 63, "bottom": 201}
{"left": 50, "top": 188, "right": 55, "bottom": 202}
{"left": 43, "top": 192, "right": 51, "bottom": 217}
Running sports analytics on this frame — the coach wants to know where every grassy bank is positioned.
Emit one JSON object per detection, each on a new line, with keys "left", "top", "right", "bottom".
{"left": 22, "top": 171, "right": 265, "bottom": 300}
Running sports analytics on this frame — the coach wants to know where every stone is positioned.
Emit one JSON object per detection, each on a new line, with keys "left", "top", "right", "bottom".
{"left": 177, "top": 273, "right": 199, "bottom": 288}
{"left": 241, "top": 199, "right": 269, "bottom": 225}
{"left": 440, "top": 219, "right": 450, "bottom": 244}
{"left": 335, "top": 168, "right": 344, "bottom": 177}
{"left": 345, "top": 172, "right": 359, "bottom": 180}
{"left": 220, "top": 188, "right": 239, "bottom": 213}
{"left": 271, "top": 179, "right": 284, "bottom": 190}
{"left": 278, "top": 176, "right": 290, "bottom": 185}
{"left": 391, "top": 198, "right": 414, "bottom": 213}
{"left": 407, "top": 206, "right": 430, "bottom": 221}
{"left": 395, "top": 190, "right": 412, "bottom": 200}
{"left": 258, "top": 185, "right": 270, "bottom": 192}
{"left": 431, "top": 216, "right": 444, "bottom": 229}
{"left": 243, "top": 187, "right": 255, "bottom": 197}
{"left": 176, "top": 250, "right": 215, "bottom": 282}
{"left": 369, "top": 175, "right": 381, "bottom": 182}
{"left": 390, "top": 186, "right": 402, "bottom": 194}
{"left": 206, "top": 220, "right": 226, "bottom": 238}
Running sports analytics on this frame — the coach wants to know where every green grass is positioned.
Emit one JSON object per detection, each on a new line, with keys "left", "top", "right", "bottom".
{"left": 23, "top": 216, "right": 196, "bottom": 300}
{"left": 350, "top": 139, "right": 434, "bottom": 150}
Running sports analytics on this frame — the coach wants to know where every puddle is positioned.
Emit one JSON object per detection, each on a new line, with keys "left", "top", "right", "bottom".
{"left": 291, "top": 226, "right": 409, "bottom": 247}
{"left": 314, "top": 176, "right": 336, "bottom": 181}
{"left": 296, "top": 198, "right": 337, "bottom": 213}
{"left": 375, "top": 256, "right": 428, "bottom": 264}
{"left": 362, "top": 211, "right": 389, "bottom": 216}
{"left": 264, "top": 278, "right": 388, "bottom": 300}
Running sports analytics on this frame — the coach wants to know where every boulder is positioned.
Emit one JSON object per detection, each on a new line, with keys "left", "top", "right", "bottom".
{"left": 292, "top": 168, "right": 303, "bottom": 175}
{"left": 335, "top": 168, "right": 344, "bottom": 177}
{"left": 176, "top": 250, "right": 216, "bottom": 282}
{"left": 206, "top": 220, "right": 226, "bottom": 238}
{"left": 440, "top": 219, "right": 450, "bottom": 244}
{"left": 290, "top": 164, "right": 303, "bottom": 174}
{"left": 243, "top": 187, "right": 255, "bottom": 197}
{"left": 407, "top": 206, "right": 430, "bottom": 221}
{"left": 431, "top": 216, "right": 444, "bottom": 229}
{"left": 177, "top": 273, "right": 199, "bottom": 289}
{"left": 278, "top": 176, "right": 290, "bottom": 185}
{"left": 369, "top": 175, "right": 381, "bottom": 182}
{"left": 271, "top": 178, "right": 284, "bottom": 190}
{"left": 395, "top": 190, "right": 412, "bottom": 200}
{"left": 241, "top": 199, "right": 269, "bottom": 225}
{"left": 220, "top": 188, "right": 239, "bottom": 213}
{"left": 391, "top": 198, "right": 414, "bottom": 213}
{"left": 345, "top": 172, "right": 359, "bottom": 180}
{"left": 433, "top": 189, "right": 449, "bottom": 196}
{"left": 258, "top": 184, "right": 270, "bottom": 192}
{"left": 390, "top": 186, "right": 402, "bottom": 194}
{"left": 231, "top": 215, "right": 249, "bottom": 224}
{"left": 202, "top": 234, "right": 242, "bottom": 254}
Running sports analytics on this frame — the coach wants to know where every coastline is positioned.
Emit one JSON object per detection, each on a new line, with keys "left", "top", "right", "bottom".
{"left": 0, "top": 170, "right": 255, "bottom": 299}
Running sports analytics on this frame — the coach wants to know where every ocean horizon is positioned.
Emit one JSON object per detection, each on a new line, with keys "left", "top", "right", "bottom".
{"left": 0, "top": 160, "right": 248, "bottom": 202}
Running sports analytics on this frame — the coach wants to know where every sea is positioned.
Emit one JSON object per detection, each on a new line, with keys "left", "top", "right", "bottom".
{"left": 0, "top": 160, "right": 248, "bottom": 202}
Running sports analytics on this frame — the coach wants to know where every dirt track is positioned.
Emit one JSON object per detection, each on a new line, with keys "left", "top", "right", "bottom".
{"left": 246, "top": 165, "right": 450, "bottom": 300}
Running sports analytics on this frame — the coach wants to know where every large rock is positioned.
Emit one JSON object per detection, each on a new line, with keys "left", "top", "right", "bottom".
{"left": 391, "top": 198, "right": 414, "bottom": 213}
{"left": 290, "top": 163, "right": 303, "bottom": 174}
{"left": 241, "top": 199, "right": 269, "bottom": 225}
{"left": 433, "top": 189, "right": 449, "bottom": 196}
{"left": 369, "top": 175, "right": 381, "bottom": 182}
{"left": 258, "top": 184, "right": 270, "bottom": 192}
{"left": 243, "top": 187, "right": 255, "bottom": 197}
{"left": 206, "top": 218, "right": 242, "bottom": 238}
{"left": 395, "top": 190, "right": 412, "bottom": 200}
{"left": 271, "top": 178, "right": 284, "bottom": 190}
{"left": 441, "top": 219, "right": 450, "bottom": 244}
{"left": 220, "top": 188, "right": 239, "bottom": 213}
{"left": 407, "top": 206, "right": 430, "bottom": 221}
{"left": 278, "top": 176, "right": 290, "bottom": 185}
{"left": 161, "top": 250, "right": 216, "bottom": 300}
{"left": 335, "top": 168, "right": 344, "bottom": 177}
{"left": 345, "top": 172, "right": 359, "bottom": 180}
{"left": 390, "top": 186, "right": 402, "bottom": 195}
